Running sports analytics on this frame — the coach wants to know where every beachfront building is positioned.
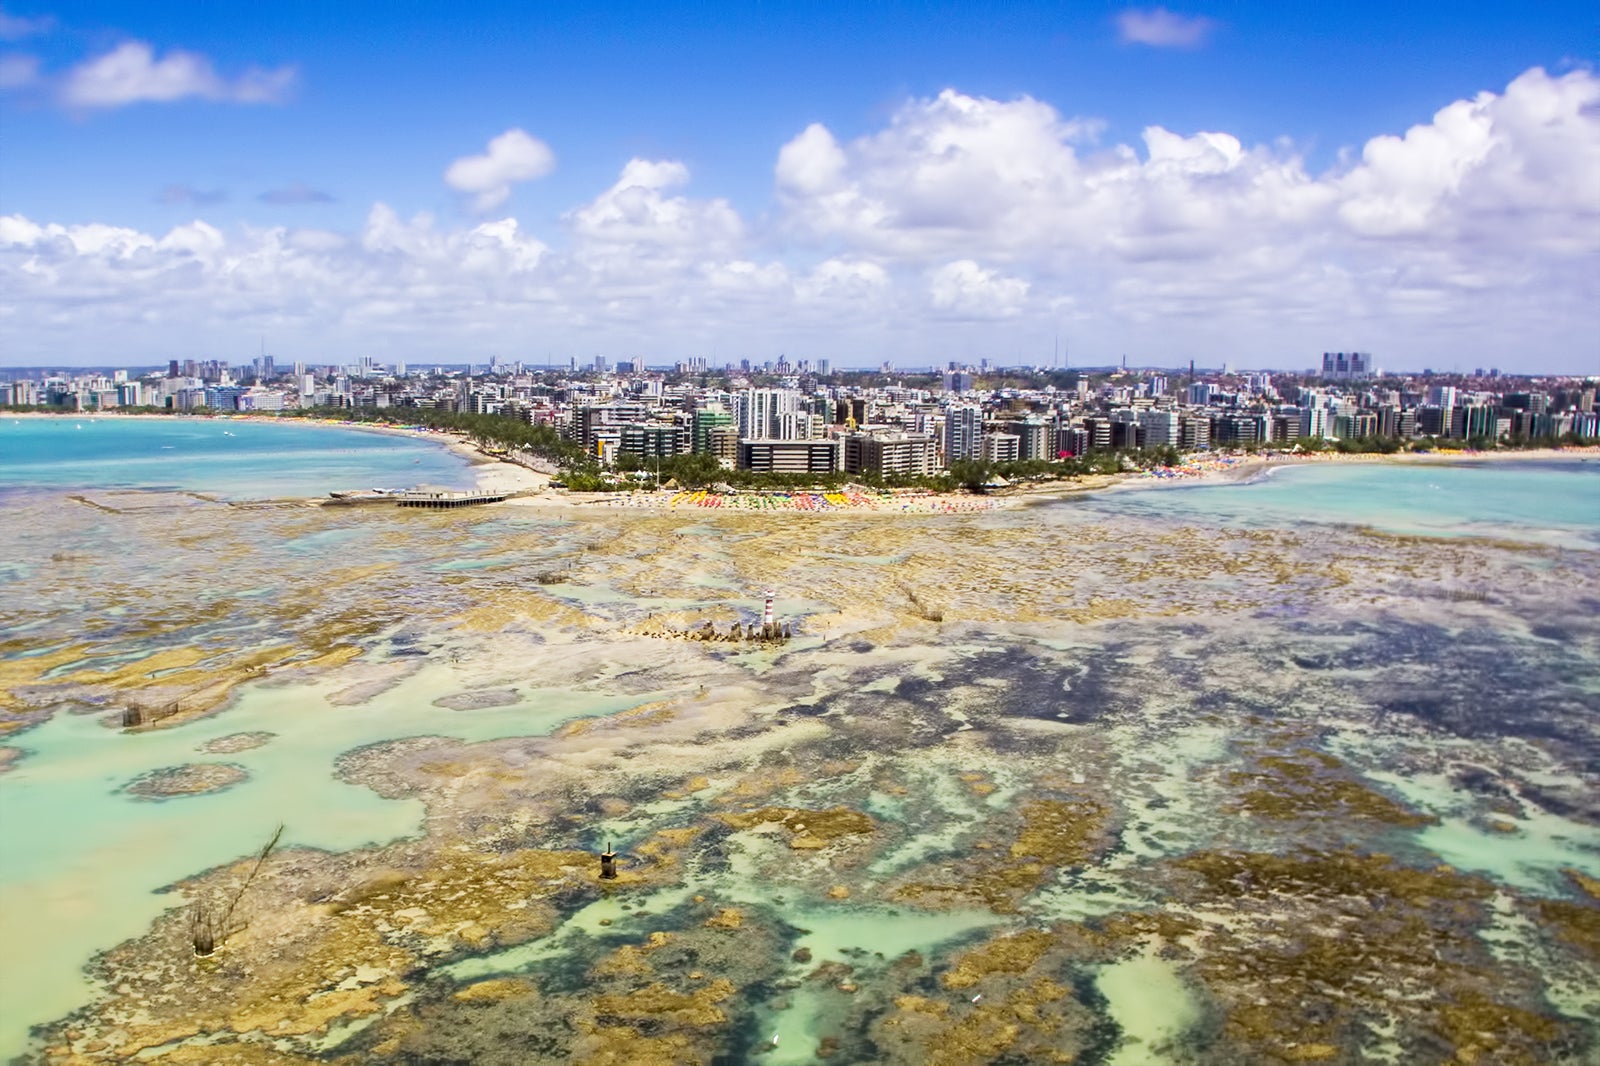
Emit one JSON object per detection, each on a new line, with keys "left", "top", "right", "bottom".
{"left": 738, "top": 438, "right": 841, "bottom": 474}
{"left": 842, "top": 431, "right": 937, "bottom": 479}
{"left": 1138, "top": 409, "right": 1180, "bottom": 449}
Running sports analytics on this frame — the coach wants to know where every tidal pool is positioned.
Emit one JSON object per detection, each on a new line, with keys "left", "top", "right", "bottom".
{"left": 2, "top": 461, "right": 1597, "bottom": 1063}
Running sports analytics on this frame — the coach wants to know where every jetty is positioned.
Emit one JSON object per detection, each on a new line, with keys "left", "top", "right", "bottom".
{"left": 395, "top": 489, "right": 508, "bottom": 509}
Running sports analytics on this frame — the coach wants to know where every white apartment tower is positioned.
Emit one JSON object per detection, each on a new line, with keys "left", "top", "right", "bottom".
{"left": 943, "top": 404, "right": 983, "bottom": 462}
{"left": 736, "top": 388, "right": 808, "bottom": 440}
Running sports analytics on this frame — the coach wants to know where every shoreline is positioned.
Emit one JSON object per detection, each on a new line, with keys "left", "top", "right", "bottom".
{"left": 7, "top": 410, "right": 1594, "bottom": 510}
{"left": 1074, "top": 444, "right": 1600, "bottom": 499}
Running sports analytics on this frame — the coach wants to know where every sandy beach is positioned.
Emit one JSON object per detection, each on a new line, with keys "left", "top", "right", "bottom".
{"left": 12, "top": 410, "right": 1594, "bottom": 508}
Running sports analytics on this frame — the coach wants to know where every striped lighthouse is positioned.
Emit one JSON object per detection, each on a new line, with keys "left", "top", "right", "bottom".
{"left": 762, "top": 590, "right": 776, "bottom": 629}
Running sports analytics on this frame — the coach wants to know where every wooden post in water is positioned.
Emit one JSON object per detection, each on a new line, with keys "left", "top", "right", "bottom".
{"left": 600, "top": 842, "right": 617, "bottom": 880}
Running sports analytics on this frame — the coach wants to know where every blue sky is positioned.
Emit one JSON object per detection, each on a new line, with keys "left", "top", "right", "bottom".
{"left": 2, "top": 2, "right": 1597, "bottom": 371}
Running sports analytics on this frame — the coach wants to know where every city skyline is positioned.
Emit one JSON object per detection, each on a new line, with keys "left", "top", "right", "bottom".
{"left": 2, "top": 2, "right": 1598, "bottom": 372}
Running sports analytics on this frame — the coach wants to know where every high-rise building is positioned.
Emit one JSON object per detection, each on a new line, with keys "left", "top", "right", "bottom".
{"left": 1003, "top": 419, "right": 1053, "bottom": 460}
{"left": 692, "top": 406, "right": 734, "bottom": 454}
{"left": 1425, "top": 385, "right": 1457, "bottom": 409}
{"left": 1321, "top": 352, "right": 1372, "bottom": 379}
{"left": 1138, "top": 410, "right": 1180, "bottom": 448}
{"left": 736, "top": 389, "right": 807, "bottom": 440}
{"left": 943, "top": 404, "right": 982, "bottom": 462}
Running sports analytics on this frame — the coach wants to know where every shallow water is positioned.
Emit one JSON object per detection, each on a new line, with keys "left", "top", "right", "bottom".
{"left": 1070, "top": 458, "right": 1600, "bottom": 548}
{"left": 0, "top": 416, "right": 475, "bottom": 498}
{"left": 0, "top": 663, "right": 659, "bottom": 1054}
{"left": 2, "top": 453, "right": 1598, "bottom": 1062}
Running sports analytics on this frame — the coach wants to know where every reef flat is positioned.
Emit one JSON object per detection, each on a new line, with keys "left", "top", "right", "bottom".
{"left": 1, "top": 481, "right": 1596, "bottom": 1064}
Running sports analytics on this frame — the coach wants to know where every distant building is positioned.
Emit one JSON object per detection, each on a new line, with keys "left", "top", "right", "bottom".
{"left": 1321, "top": 352, "right": 1372, "bottom": 379}
{"left": 738, "top": 438, "right": 841, "bottom": 474}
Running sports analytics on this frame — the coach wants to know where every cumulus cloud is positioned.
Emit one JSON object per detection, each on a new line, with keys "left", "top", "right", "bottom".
{"left": 1116, "top": 7, "right": 1216, "bottom": 48}
{"left": 929, "top": 260, "right": 1030, "bottom": 317}
{"left": 444, "top": 129, "right": 555, "bottom": 211}
{"left": 60, "top": 41, "right": 295, "bottom": 108}
{"left": 567, "top": 158, "right": 742, "bottom": 253}
{"left": 259, "top": 183, "right": 336, "bottom": 206}
{"left": 0, "top": 7, "right": 52, "bottom": 41}
{"left": 2, "top": 66, "right": 1596, "bottom": 370}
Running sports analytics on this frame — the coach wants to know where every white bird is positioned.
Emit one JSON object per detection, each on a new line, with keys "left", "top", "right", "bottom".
{"left": 771, "top": 1034, "right": 780, "bottom": 1046}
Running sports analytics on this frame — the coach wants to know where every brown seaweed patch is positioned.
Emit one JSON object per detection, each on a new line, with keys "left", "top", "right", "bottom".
{"left": 1223, "top": 749, "right": 1438, "bottom": 826}
{"left": 896, "top": 796, "right": 1113, "bottom": 913}
{"left": 717, "top": 806, "right": 875, "bottom": 850}
{"left": 1535, "top": 898, "right": 1600, "bottom": 960}
{"left": 939, "top": 929, "right": 1055, "bottom": 990}
{"left": 592, "top": 978, "right": 737, "bottom": 1027}
{"left": 1562, "top": 867, "right": 1600, "bottom": 901}
{"left": 874, "top": 973, "right": 1088, "bottom": 1065}
{"left": 55, "top": 844, "right": 603, "bottom": 1058}
{"left": 1159, "top": 849, "right": 1575, "bottom": 1062}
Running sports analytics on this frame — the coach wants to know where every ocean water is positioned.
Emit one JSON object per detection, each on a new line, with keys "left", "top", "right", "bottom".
{"left": 1068, "top": 457, "right": 1600, "bottom": 548}
{"left": 0, "top": 416, "right": 476, "bottom": 498}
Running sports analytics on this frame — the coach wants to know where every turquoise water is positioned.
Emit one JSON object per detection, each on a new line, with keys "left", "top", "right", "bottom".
{"left": 0, "top": 665, "right": 661, "bottom": 1056}
{"left": 0, "top": 416, "right": 476, "bottom": 498}
{"left": 1072, "top": 459, "right": 1600, "bottom": 548}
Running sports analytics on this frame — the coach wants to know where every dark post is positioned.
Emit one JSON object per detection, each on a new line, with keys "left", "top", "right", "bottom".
{"left": 600, "top": 842, "right": 617, "bottom": 880}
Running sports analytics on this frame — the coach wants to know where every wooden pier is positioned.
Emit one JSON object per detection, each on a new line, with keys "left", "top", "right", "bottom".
{"left": 395, "top": 489, "right": 509, "bottom": 509}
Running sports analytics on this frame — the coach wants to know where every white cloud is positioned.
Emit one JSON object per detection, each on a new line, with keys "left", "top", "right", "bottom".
{"left": 1116, "top": 7, "right": 1216, "bottom": 48}
{"left": 60, "top": 41, "right": 295, "bottom": 108}
{"left": 929, "top": 260, "right": 1030, "bottom": 317}
{"left": 2, "top": 66, "right": 1596, "bottom": 371}
{"left": 567, "top": 158, "right": 743, "bottom": 256}
{"left": 0, "top": 7, "right": 52, "bottom": 41}
{"left": 444, "top": 129, "right": 555, "bottom": 212}
{"left": 1336, "top": 67, "right": 1600, "bottom": 250}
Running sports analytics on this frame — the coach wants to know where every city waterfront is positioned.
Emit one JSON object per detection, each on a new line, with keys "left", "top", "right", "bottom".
{"left": 1, "top": 436, "right": 1596, "bottom": 1063}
